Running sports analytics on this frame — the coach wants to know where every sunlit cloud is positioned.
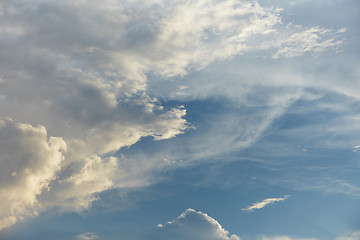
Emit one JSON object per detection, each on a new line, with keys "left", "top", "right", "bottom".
{"left": 0, "top": 0, "right": 348, "bottom": 231}
{"left": 352, "top": 145, "right": 360, "bottom": 152}
{"left": 155, "top": 208, "right": 240, "bottom": 240}
{"left": 242, "top": 195, "right": 290, "bottom": 211}
{"left": 76, "top": 232, "right": 98, "bottom": 240}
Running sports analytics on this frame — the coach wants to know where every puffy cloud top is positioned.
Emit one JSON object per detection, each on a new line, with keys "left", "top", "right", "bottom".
{"left": 0, "top": 119, "right": 66, "bottom": 230}
{"left": 155, "top": 208, "right": 240, "bottom": 240}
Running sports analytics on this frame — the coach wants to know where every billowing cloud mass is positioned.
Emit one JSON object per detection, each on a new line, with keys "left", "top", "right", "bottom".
{"left": 0, "top": 0, "right": 347, "bottom": 230}
{"left": 0, "top": 111, "right": 188, "bottom": 222}
{"left": 242, "top": 195, "right": 290, "bottom": 211}
{"left": 0, "top": 119, "right": 66, "bottom": 230}
{"left": 155, "top": 208, "right": 240, "bottom": 240}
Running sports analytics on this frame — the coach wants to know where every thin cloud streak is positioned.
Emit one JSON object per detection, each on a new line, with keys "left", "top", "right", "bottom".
{"left": 76, "top": 232, "right": 98, "bottom": 240}
{"left": 352, "top": 146, "right": 360, "bottom": 152}
{"left": 242, "top": 195, "right": 290, "bottom": 211}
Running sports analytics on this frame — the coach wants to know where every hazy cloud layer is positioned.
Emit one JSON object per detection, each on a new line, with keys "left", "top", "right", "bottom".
{"left": 335, "top": 231, "right": 360, "bottom": 240}
{"left": 262, "top": 237, "right": 318, "bottom": 240}
{"left": 261, "top": 232, "right": 360, "bottom": 240}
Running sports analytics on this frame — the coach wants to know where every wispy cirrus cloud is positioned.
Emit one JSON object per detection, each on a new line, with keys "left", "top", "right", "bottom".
{"left": 352, "top": 146, "right": 360, "bottom": 152}
{"left": 262, "top": 26, "right": 345, "bottom": 59}
{"left": 242, "top": 195, "right": 290, "bottom": 211}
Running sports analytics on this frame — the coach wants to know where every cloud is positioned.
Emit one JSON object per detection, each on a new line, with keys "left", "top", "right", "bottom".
{"left": 262, "top": 237, "right": 318, "bottom": 240}
{"left": 0, "top": 119, "right": 66, "bottom": 230}
{"left": 76, "top": 232, "right": 98, "bottom": 240}
{"left": 262, "top": 231, "right": 360, "bottom": 240}
{"left": 262, "top": 26, "right": 344, "bottom": 59}
{"left": 335, "top": 231, "right": 360, "bottom": 240}
{"left": 38, "top": 155, "right": 119, "bottom": 212}
{"left": 0, "top": 0, "right": 347, "bottom": 230}
{"left": 154, "top": 210, "right": 360, "bottom": 240}
{"left": 154, "top": 208, "right": 240, "bottom": 240}
{"left": 242, "top": 195, "right": 290, "bottom": 211}
{"left": 352, "top": 146, "right": 360, "bottom": 152}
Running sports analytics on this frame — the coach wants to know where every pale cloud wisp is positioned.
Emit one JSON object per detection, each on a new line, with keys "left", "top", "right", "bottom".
{"left": 242, "top": 195, "right": 290, "bottom": 211}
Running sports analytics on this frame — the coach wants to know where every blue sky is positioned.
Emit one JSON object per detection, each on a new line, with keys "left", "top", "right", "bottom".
{"left": 0, "top": 0, "right": 359, "bottom": 239}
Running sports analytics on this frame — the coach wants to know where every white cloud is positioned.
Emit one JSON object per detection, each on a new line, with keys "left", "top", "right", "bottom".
{"left": 0, "top": 0, "right": 348, "bottom": 230}
{"left": 335, "top": 231, "right": 360, "bottom": 240}
{"left": 262, "top": 237, "right": 317, "bottom": 240}
{"left": 76, "top": 232, "right": 98, "bottom": 240}
{"left": 352, "top": 146, "right": 360, "bottom": 152}
{"left": 242, "top": 195, "right": 290, "bottom": 211}
{"left": 262, "top": 231, "right": 360, "bottom": 240}
{"left": 262, "top": 237, "right": 318, "bottom": 240}
{"left": 155, "top": 208, "right": 240, "bottom": 240}
{"left": 39, "top": 155, "right": 119, "bottom": 212}
{"left": 265, "top": 26, "right": 344, "bottom": 59}
{"left": 0, "top": 119, "right": 66, "bottom": 230}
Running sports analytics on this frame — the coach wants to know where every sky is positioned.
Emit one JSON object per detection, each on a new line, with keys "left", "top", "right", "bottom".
{"left": 0, "top": 0, "right": 359, "bottom": 239}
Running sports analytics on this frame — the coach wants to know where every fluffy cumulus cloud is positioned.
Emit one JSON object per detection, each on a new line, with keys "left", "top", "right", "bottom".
{"left": 155, "top": 208, "right": 240, "bottom": 240}
{"left": 0, "top": 119, "right": 66, "bottom": 230}
{"left": 155, "top": 210, "right": 359, "bottom": 240}
{"left": 242, "top": 195, "right": 290, "bottom": 211}
{"left": 0, "top": 0, "right": 347, "bottom": 230}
